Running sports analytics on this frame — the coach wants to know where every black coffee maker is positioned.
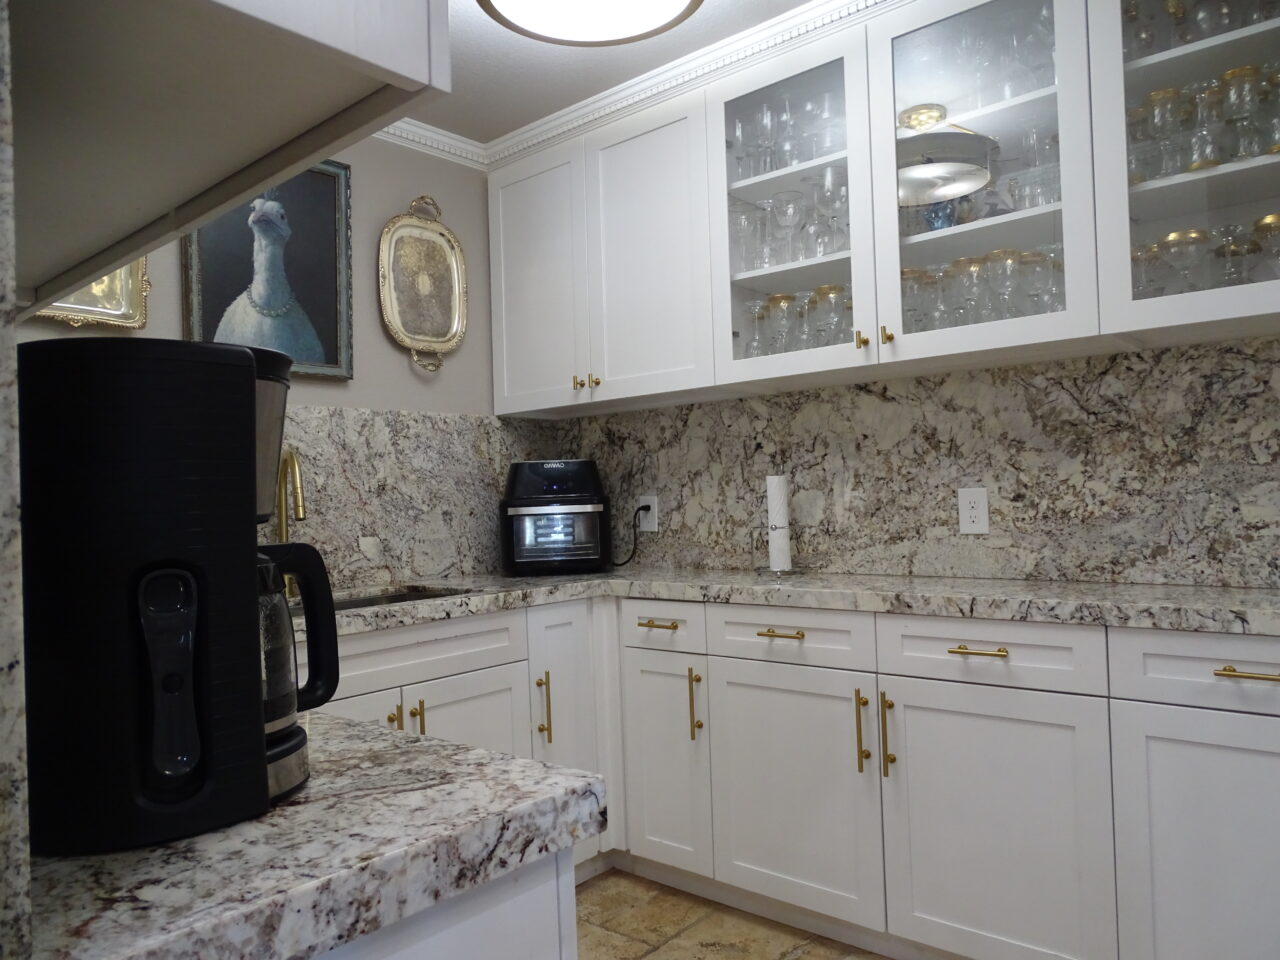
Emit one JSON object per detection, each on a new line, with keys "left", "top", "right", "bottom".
{"left": 18, "top": 338, "right": 338, "bottom": 854}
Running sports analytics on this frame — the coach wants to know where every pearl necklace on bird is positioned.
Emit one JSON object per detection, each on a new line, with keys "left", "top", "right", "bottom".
{"left": 245, "top": 285, "right": 297, "bottom": 318}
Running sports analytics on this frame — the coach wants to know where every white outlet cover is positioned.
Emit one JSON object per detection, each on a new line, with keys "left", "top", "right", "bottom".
{"left": 958, "top": 487, "right": 989, "bottom": 535}
{"left": 637, "top": 495, "right": 658, "bottom": 532}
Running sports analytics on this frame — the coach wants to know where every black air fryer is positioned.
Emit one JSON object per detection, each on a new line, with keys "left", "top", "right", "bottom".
{"left": 17, "top": 338, "right": 335, "bottom": 854}
{"left": 500, "top": 460, "right": 610, "bottom": 574}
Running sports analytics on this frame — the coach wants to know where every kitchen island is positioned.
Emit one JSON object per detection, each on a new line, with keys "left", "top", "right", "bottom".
{"left": 30, "top": 714, "right": 604, "bottom": 959}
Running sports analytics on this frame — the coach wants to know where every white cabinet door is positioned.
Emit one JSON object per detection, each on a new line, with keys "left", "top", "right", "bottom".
{"left": 403, "top": 663, "right": 533, "bottom": 758}
{"left": 880, "top": 677, "right": 1116, "bottom": 960}
{"left": 622, "top": 647, "right": 713, "bottom": 877}
{"left": 1087, "top": 0, "right": 1280, "bottom": 338}
{"left": 708, "top": 658, "right": 885, "bottom": 929}
{"left": 488, "top": 139, "right": 590, "bottom": 414}
{"left": 528, "top": 601, "right": 600, "bottom": 863}
{"left": 584, "top": 89, "right": 715, "bottom": 402}
{"left": 1112, "top": 700, "right": 1280, "bottom": 960}
{"left": 313, "top": 689, "right": 406, "bottom": 732}
{"left": 867, "top": 0, "right": 1099, "bottom": 362}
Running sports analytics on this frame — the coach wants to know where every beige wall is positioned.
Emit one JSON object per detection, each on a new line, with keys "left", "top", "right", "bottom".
{"left": 17, "top": 136, "right": 494, "bottom": 415}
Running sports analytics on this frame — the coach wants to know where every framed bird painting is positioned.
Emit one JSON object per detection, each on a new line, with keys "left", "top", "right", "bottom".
{"left": 182, "top": 159, "right": 353, "bottom": 379}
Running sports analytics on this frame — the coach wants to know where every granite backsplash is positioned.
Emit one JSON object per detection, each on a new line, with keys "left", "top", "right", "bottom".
{"left": 286, "top": 337, "right": 1278, "bottom": 593}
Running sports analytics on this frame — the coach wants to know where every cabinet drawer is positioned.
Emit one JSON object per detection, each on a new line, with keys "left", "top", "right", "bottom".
{"left": 876, "top": 615, "right": 1107, "bottom": 695}
{"left": 706, "top": 604, "right": 875, "bottom": 670}
{"left": 1110, "top": 628, "right": 1280, "bottom": 716}
{"left": 620, "top": 599, "right": 707, "bottom": 654}
{"left": 310, "top": 610, "right": 528, "bottom": 699}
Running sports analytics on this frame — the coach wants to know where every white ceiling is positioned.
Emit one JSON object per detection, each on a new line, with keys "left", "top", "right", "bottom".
{"left": 410, "top": 0, "right": 812, "bottom": 143}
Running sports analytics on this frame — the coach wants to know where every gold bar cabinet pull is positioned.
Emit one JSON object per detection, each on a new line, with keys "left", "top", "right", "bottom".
{"left": 536, "top": 671, "right": 554, "bottom": 742}
{"left": 879, "top": 691, "right": 896, "bottom": 777}
{"left": 589, "top": 374, "right": 602, "bottom": 387}
{"left": 757, "top": 627, "right": 805, "bottom": 641}
{"left": 854, "top": 689, "right": 871, "bottom": 774}
{"left": 687, "top": 667, "right": 704, "bottom": 740}
{"left": 572, "top": 375, "right": 586, "bottom": 390}
{"left": 386, "top": 703, "right": 404, "bottom": 731}
{"left": 947, "top": 643, "right": 1009, "bottom": 658}
{"left": 408, "top": 699, "right": 426, "bottom": 735}
{"left": 1214, "top": 664, "right": 1280, "bottom": 682}
{"left": 880, "top": 325, "right": 895, "bottom": 344}
{"left": 639, "top": 618, "right": 679, "bottom": 631}
{"left": 854, "top": 330, "right": 870, "bottom": 349}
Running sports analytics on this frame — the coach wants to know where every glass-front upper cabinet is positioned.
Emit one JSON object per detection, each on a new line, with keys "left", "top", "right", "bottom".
{"left": 1090, "top": 0, "right": 1280, "bottom": 335}
{"left": 705, "top": 28, "right": 879, "bottom": 384}
{"left": 867, "top": 0, "right": 1098, "bottom": 362}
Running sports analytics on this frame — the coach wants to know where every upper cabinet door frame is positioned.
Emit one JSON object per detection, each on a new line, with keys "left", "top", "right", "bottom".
{"left": 584, "top": 89, "right": 715, "bottom": 403}
{"left": 489, "top": 138, "right": 591, "bottom": 415}
{"left": 1087, "top": 0, "right": 1280, "bottom": 336}
{"left": 867, "top": 0, "right": 1099, "bottom": 362}
{"left": 704, "top": 25, "right": 880, "bottom": 384}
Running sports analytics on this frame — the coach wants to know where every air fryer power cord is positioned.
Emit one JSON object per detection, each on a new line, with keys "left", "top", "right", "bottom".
{"left": 613, "top": 504, "right": 651, "bottom": 567}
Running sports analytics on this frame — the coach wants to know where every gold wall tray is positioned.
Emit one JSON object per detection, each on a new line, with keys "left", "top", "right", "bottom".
{"left": 35, "top": 258, "right": 150, "bottom": 328}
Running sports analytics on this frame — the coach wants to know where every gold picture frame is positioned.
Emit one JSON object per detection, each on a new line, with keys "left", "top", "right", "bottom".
{"left": 377, "top": 196, "right": 467, "bottom": 372}
{"left": 36, "top": 257, "right": 150, "bottom": 328}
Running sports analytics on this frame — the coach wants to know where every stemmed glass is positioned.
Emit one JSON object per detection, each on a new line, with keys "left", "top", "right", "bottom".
{"left": 755, "top": 103, "right": 777, "bottom": 176}
{"left": 788, "top": 291, "right": 817, "bottom": 351}
{"left": 1185, "top": 80, "right": 1228, "bottom": 170}
{"left": 952, "top": 257, "right": 989, "bottom": 324}
{"left": 764, "top": 294, "right": 797, "bottom": 354}
{"left": 728, "top": 202, "right": 757, "bottom": 274}
{"left": 727, "top": 117, "right": 754, "bottom": 181}
{"left": 985, "top": 249, "right": 1022, "bottom": 320}
{"left": 1158, "top": 228, "right": 1210, "bottom": 292}
{"left": 1255, "top": 213, "right": 1280, "bottom": 280}
{"left": 1192, "top": 0, "right": 1241, "bottom": 37}
{"left": 742, "top": 299, "right": 767, "bottom": 358}
{"left": 900, "top": 269, "right": 930, "bottom": 333}
{"left": 1019, "top": 251, "right": 1054, "bottom": 313}
{"left": 771, "top": 191, "right": 805, "bottom": 263}
{"left": 1221, "top": 65, "right": 1264, "bottom": 161}
{"left": 1148, "top": 87, "right": 1187, "bottom": 178}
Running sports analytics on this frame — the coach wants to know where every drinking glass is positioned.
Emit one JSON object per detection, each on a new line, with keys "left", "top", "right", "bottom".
{"left": 900, "top": 269, "right": 930, "bottom": 333}
{"left": 728, "top": 202, "right": 758, "bottom": 274}
{"left": 953, "top": 257, "right": 992, "bottom": 324}
{"left": 771, "top": 191, "right": 806, "bottom": 263}
{"left": 728, "top": 117, "right": 754, "bottom": 181}
{"left": 1042, "top": 242, "right": 1067, "bottom": 311}
{"left": 1253, "top": 213, "right": 1280, "bottom": 279}
{"left": 1221, "top": 65, "right": 1264, "bottom": 160}
{"left": 811, "top": 285, "right": 846, "bottom": 346}
{"left": 1184, "top": 80, "right": 1229, "bottom": 170}
{"left": 1157, "top": 228, "right": 1211, "bottom": 292}
{"left": 1018, "top": 251, "right": 1054, "bottom": 314}
{"left": 1123, "top": 0, "right": 1167, "bottom": 60}
{"left": 1148, "top": 87, "right": 1188, "bottom": 178}
{"left": 985, "top": 249, "right": 1022, "bottom": 320}
{"left": 754, "top": 200, "right": 775, "bottom": 270}
{"left": 788, "top": 290, "right": 817, "bottom": 351}
{"left": 925, "top": 265, "right": 950, "bottom": 330}
{"left": 1212, "top": 232, "right": 1260, "bottom": 286}
{"left": 941, "top": 263, "right": 971, "bottom": 326}
{"left": 802, "top": 216, "right": 833, "bottom": 259}
{"left": 755, "top": 103, "right": 777, "bottom": 176}
{"left": 1192, "top": 0, "right": 1242, "bottom": 37}
{"left": 742, "top": 299, "right": 767, "bottom": 358}
{"left": 1262, "top": 66, "right": 1280, "bottom": 153}
{"left": 764, "top": 294, "right": 797, "bottom": 354}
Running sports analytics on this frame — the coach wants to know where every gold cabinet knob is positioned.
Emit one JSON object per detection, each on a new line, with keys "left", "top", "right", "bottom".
{"left": 386, "top": 713, "right": 397, "bottom": 723}
{"left": 589, "top": 374, "right": 602, "bottom": 387}
{"left": 880, "top": 326, "right": 895, "bottom": 344}
{"left": 854, "top": 330, "right": 870, "bottom": 348}
{"left": 692, "top": 673, "right": 702, "bottom": 683}
{"left": 536, "top": 677, "right": 546, "bottom": 687}
{"left": 409, "top": 706, "right": 421, "bottom": 718}
{"left": 537, "top": 723, "right": 549, "bottom": 732}
{"left": 572, "top": 375, "right": 586, "bottom": 390}
{"left": 694, "top": 720, "right": 704, "bottom": 730}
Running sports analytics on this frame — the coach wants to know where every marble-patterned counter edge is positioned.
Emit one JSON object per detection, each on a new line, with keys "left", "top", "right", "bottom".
{"left": 321, "top": 571, "right": 1280, "bottom": 638}
{"left": 31, "top": 715, "right": 605, "bottom": 960}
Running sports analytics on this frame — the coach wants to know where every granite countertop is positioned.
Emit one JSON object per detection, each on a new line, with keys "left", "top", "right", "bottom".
{"left": 319, "top": 569, "right": 1280, "bottom": 638}
{"left": 31, "top": 714, "right": 605, "bottom": 960}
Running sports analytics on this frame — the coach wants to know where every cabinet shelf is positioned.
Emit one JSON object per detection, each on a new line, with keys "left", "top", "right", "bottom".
{"left": 899, "top": 203, "right": 1062, "bottom": 268}
{"left": 1124, "top": 19, "right": 1280, "bottom": 96}
{"left": 731, "top": 249, "right": 852, "bottom": 294}
{"left": 898, "top": 86, "right": 1058, "bottom": 157}
{"left": 1128, "top": 153, "right": 1280, "bottom": 226}
{"left": 728, "top": 151, "right": 849, "bottom": 205}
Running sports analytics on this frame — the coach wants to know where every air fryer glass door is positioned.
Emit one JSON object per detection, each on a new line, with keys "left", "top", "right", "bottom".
{"left": 509, "top": 504, "right": 603, "bottom": 564}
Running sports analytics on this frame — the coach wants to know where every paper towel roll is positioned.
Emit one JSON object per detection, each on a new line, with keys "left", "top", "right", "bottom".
{"left": 766, "top": 475, "right": 791, "bottom": 572}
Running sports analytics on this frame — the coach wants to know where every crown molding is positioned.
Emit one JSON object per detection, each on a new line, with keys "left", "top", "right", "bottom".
{"left": 373, "top": 118, "right": 489, "bottom": 171}
{"left": 376, "top": 0, "right": 907, "bottom": 172}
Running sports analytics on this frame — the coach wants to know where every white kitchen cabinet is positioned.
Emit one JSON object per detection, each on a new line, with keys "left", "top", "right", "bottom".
{"left": 1088, "top": 3, "right": 1280, "bottom": 338}
{"left": 879, "top": 676, "right": 1116, "bottom": 960}
{"left": 867, "top": 0, "right": 1099, "bottom": 362}
{"left": 488, "top": 140, "right": 591, "bottom": 415}
{"left": 622, "top": 647, "right": 713, "bottom": 877}
{"left": 1111, "top": 699, "right": 1280, "bottom": 960}
{"left": 528, "top": 601, "right": 601, "bottom": 862}
{"left": 705, "top": 27, "right": 881, "bottom": 384}
{"left": 14, "top": 0, "right": 447, "bottom": 312}
{"left": 315, "top": 689, "right": 408, "bottom": 730}
{"left": 403, "top": 663, "right": 533, "bottom": 758}
{"left": 707, "top": 657, "right": 885, "bottom": 929}
{"left": 583, "top": 89, "right": 716, "bottom": 403}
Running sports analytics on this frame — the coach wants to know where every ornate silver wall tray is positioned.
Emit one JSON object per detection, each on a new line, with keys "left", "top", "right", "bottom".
{"left": 377, "top": 196, "right": 467, "bottom": 372}
{"left": 35, "top": 257, "right": 150, "bottom": 328}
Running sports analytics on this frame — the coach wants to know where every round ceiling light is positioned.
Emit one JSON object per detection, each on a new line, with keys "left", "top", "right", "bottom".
{"left": 477, "top": 0, "right": 703, "bottom": 46}
{"left": 896, "top": 130, "right": 999, "bottom": 206}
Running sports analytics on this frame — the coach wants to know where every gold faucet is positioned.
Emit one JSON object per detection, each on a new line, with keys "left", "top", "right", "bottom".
{"left": 276, "top": 447, "right": 306, "bottom": 543}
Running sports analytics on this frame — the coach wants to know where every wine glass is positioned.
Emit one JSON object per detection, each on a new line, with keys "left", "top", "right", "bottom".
{"left": 743, "top": 299, "right": 767, "bottom": 358}
{"left": 755, "top": 103, "right": 777, "bottom": 175}
{"left": 1019, "top": 251, "right": 1054, "bottom": 314}
{"left": 728, "top": 202, "right": 757, "bottom": 274}
{"left": 1254, "top": 213, "right": 1280, "bottom": 280}
{"left": 788, "top": 290, "right": 817, "bottom": 351}
{"left": 985, "top": 249, "right": 1022, "bottom": 320}
{"left": 764, "top": 294, "right": 796, "bottom": 354}
{"left": 1148, "top": 87, "right": 1188, "bottom": 178}
{"left": 1157, "top": 228, "right": 1210, "bottom": 292}
{"left": 771, "top": 190, "right": 806, "bottom": 263}
{"left": 1193, "top": 0, "right": 1242, "bottom": 37}
{"left": 727, "top": 117, "right": 755, "bottom": 181}
{"left": 900, "top": 269, "right": 930, "bottom": 332}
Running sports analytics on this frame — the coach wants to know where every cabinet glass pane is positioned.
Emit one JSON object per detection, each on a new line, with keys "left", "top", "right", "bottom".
{"left": 1120, "top": 5, "right": 1280, "bottom": 299}
{"left": 891, "top": 0, "right": 1066, "bottom": 334}
{"left": 723, "top": 60, "right": 856, "bottom": 359}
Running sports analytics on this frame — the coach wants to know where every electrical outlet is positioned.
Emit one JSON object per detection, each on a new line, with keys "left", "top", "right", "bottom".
{"left": 958, "top": 487, "right": 989, "bottom": 534}
{"left": 637, "top": 495, "right": 658, "bottom": 532}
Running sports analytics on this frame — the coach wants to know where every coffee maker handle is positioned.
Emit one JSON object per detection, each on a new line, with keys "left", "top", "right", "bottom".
{"left": 260, "top": 542, "right": 340, "bottom": 711}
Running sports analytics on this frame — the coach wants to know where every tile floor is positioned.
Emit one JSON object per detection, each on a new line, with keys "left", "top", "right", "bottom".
{"left": 576, "top": 870, "right": 890, "bottom": 960}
